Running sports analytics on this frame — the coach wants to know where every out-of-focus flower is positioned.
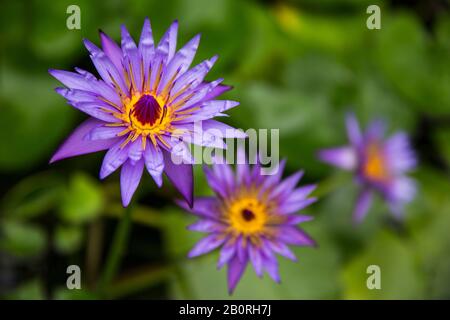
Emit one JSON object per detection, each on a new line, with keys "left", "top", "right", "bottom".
{"left": 319, "top": 113, "right": 417, "bottom": 222}
{"left": 178, "top": 150, "right": 317, "bottom": 294}
{"left": 49, "top": 18, "right": 242, "bottom": 207}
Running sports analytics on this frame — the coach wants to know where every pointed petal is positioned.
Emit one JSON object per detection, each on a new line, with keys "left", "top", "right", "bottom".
{"left": 353, "top": 189, "right": 373, "bottom": 223}
{"left": 218, "top": 239, "right": 237, "bottom": 269}
{"left": 277, "top": 227, "right": 316, "bottom": 247}
{"left": 227, "top": 256, "right": 247, "bottom": 294}
{"left": 188, "top": 234, "right": 226, "bottom": 258}
{"left": 385, "top": 132, "right": 417, "bottom": 173}
{"left": 128, "top": 138, "right": 144, "bottom": 163}
{"left": 157, "top": 20, "right": 178, "bottom": 62}
{"left": 204, "top": 165, "right": 228, "bottom": 198}
{"left": 83, "top": 39, "right": 128, "bottom": 95}
{"left": 100, "top": 139, "right": 130, "bottom": 179}
{"left": 121, "top": 25, "right": 142, "bottom": 92}
{"left": 278, "top": 198, "right": 317, "bottom": 215}
{"left": 49, "top": 69, "right": 93, "bottom": 91}
{"left": 50, "top": 119, "right": 120, "bottom": 163}
{"left": 248, "top": 245, "right": 263, "bottom": 277}
{"left": 263, "top": 255, "right": 280, "bottom": 283}
{"left": 176, "top": 197, "right": 220, "bottom": 219}
{"left": 120, "top": 159, "right": 144, "bottom": 207}
{"left": 201, "top": 120, "right": 247, "bottom": 139}
{"left": 346, "top": 113, "right": 362, "bottom": 146}
{"left": 139, "top": 17, "right": 154, "bottom": 52}
{"left": 99, "top": 30, "right": 123, "bottom": 72}
{"left": 163, "top": 149, "right": 193, "bottom": 207}
{"left": 318, "top": 146, "right": 357, "bottom": 170}
{"left": 270, "top": 171, "right": 304, "bottom": 201}
{"left": 139, "top": 18, "right": 155, "bottom": 87}
{"left": 86, "top": 125, "right": 124, "bottom": 140}
{"left": 158, "top": 34, "right": 200, "bottom": 95}
{"left": 176, "top": 100, "right": 239, "bottom": 123}
{"left": 236, "top": 146, "right": 250, "bottom": 185}
{"left": 170, "top": 56, "right": 218, "bottom": 96}
{"left": 71, "top": 101, "right": 118, "bottom": 122}
{"left": 201, "top": 84, "right": 232, "bottom": 102}
{"left": 266, "top": 240, "right": 297, "bottom": 261}
{"left": 187, "top": 220, "right": 224, "bottom": 233}
{"left": 143, "top": 144, "right": 164, "bottom": 187}
{"left": 283, "top": 185, "right": 317, "bottom": 203}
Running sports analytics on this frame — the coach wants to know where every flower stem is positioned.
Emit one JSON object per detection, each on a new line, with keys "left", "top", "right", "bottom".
{"left": 99, "top": 205, "right": 133, "bottom": 295}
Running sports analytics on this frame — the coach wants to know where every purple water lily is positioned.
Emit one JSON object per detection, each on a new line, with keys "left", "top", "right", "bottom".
{"left": 49, "top": 18, "right": 242, "bottom": 207}
{"left": 319, "top": 114, "right": 417, "bottom": 222}
{"left": 178, "top": 150, "right": 317, "bottom": 294}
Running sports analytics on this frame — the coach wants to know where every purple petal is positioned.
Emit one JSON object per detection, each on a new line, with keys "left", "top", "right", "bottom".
{"left": 366, "top": 119, "right": 386, "bottom": 140}
{"left": 99, "top": 30, "right": 123, "bottom": 72}
{"left": 120, "top": 159, "right": 144, "bottom": 207}
{"left": 55, "top": 87, "right": 97, "bottom": 103}
{"left": 262, "top": 255, "right": 280, "bottom": 283}
{"left": 277, "top": 227, "right": 316, "bottom": 247}
{"left": 170, "top": 55, "right": 218, "bottom": 97}
{"left": 187, "top": 220, "right": 224, "bottom": 233}
{"left": 176, "top": 100, "right": 239, "bottom": 123}
{"left": 143, "top": 144, "right": 164, "bottom": 187}
{"left": 227, "top": 255, "right": 247, "bottom": 294}
{"left": 86, "top": 125, "right": 124, "bottom": 140}
{"left": 318, "top": 146, "right": 356, "bottom": 170}
{"left": 83, "top": 39, "right": 128, "bottom": 95}
{"left": 346, "top": 113, "right": 362, "bottom": 146}
{"left": 157, "top": 20, "right": 178, "bottom": 62}
{"left": 201, "top": 84, "right": 232, "bottom": 102}
{"left": 100, "top": 139, "right": 130, "bottom": 179}
{"left": 139, "top": 18, "right": 155, "bottom": 86}
{"left": 385, "top": 132, "right": 417, "bottom": 173}
{"left": 285, "top": 214, "right": 314, "bottom": 225}
{"left": 49, "top": 69, "right": 93, "bottom": 91}
{"left": 71, "top": 101, "right": 118, "bottom": 122}
{"left": 157, "top": 34, "right": 200, "bottom": 95}
{"left": 266, "top": 240, "right": 297, "bottom": 261}
{"left": 128, "top": 138, "right": 144, "bottom": 163}
{"left": 188, "top": 234, "right": 226, "bottom": 258}
{"left": 201, "top": 120, "right": 247, "bottom": 139}
{"left": 171, "top": 78, "right": 223, "bottom": 111}
{"left": 353, "top": 189, "right": 373, "bottom": 223}
{"left": 212, "top": 161, "right": 235, "bottom": 196}
{"left": 248, "top": 245, "right": 263, "bottom": 277}
{"left": 278, "top": 197, "right": 317, "bottom": 215}
{"left": 283, "top": 184, "right": 317, "bottom": 203}
{"left": 70, "top": 71, "right": 122, "bottom": 106}
{"left": 387, "top": 177, "right": 417, "bottom": 204}
{"left": 236, "top": 146, "right": 250, "bottom": 185}
{"left": 50, "top": 119, "right": 120, "bottom": 163}
{"left": 204, "top": 165, "right": 228, "bottom": 198}
{"left": 217, "top": 239, "right": 237, "bottom": 269}
{"left": 163, "top": 149, "right": 193, "bottom": 207}
{"left": 236, "top": 237, "right": 248, "bottom": 263}
{"left": 270, "top": 171, "right": 304, "bottom": 201}
{"left": 176, "top": 197, "right": 220, "bottom": 220}
{"left": 259, "top": 159, "right": 287, "bottom": 193}
{"left": 163, "top": 138, "right": 194, "bottom": 164}
{"left": 121, "top": 25, "right": 142, "bottom": 93}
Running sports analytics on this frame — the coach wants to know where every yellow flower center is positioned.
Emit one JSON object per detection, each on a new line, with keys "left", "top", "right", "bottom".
{"left": 110, "top": 92, "right": 179, "bottom": 149}
{"left": 227, "top": 196, "right": 268, "bottom": 235}
{"left": 363, "top": 143, "right": 389, "bottom": 182}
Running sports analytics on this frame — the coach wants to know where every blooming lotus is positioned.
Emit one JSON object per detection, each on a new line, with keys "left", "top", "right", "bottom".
{"left": 49, "top": 19, "right": 242, "bottom": 206}
{"left": 319, "top": 114, "right": 417, "bottom": 222}
{"left": 178, "top": 150, "right": 317, "bottom": 294}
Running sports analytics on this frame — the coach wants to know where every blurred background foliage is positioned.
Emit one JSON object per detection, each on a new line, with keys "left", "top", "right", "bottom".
{"left": 1, "top": 0, "right": 449, "bottom": 299}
